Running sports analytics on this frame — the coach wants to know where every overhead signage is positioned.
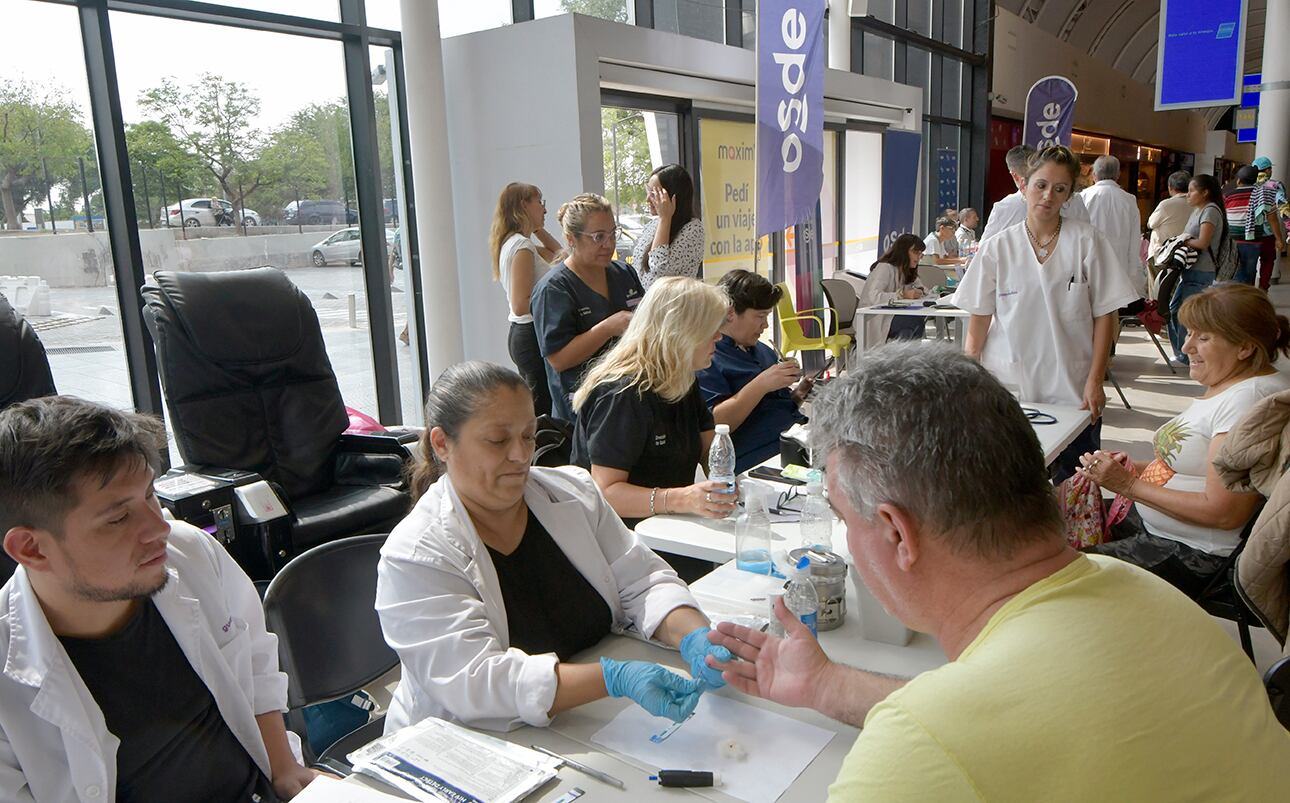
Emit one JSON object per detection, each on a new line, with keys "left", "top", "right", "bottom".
{"left": 755, "top": 0, "right": 826, "bottom": 238}
{"left": 1155, "top": 0, "right": 1248, "bottom": 110}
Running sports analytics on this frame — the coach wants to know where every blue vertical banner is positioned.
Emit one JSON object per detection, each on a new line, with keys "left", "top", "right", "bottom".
{"left": 1022, "top": 76, "right": 1078, "bottom": 149}
{"left": 877, "top": 129, "right": 922, "bottom": 254}
{"left": 936, "top": 148, "right": 958, "bottom": 215}
{"left": 755, "top": 0, "right": 826, "bottom": 238}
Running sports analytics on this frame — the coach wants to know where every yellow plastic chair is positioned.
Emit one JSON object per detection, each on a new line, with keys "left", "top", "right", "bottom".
{"left": 774, "top": 282, "right": 851, "bottom": 364}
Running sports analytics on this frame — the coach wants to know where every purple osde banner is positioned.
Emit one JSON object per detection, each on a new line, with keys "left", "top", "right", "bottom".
{"left": 1022, "top": 75, "right": 1078, "bottom": 149}
{"left": 755, "top": 0, "right": 826, "bottom": 238}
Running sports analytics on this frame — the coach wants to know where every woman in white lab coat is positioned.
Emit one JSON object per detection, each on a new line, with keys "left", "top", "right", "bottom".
{"left": 855, "top": 233, "right": 928, "bottom": 349}
{"left": 375, "top": 362, "right": 731, "bottom": 733}
{"left": 956, "top": 145, "right": 1139, "bottom": 482}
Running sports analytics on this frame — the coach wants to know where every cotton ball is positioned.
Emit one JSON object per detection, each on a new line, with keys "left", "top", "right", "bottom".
{"left": 718, "top": 738, "right": 747, "bottom": 761}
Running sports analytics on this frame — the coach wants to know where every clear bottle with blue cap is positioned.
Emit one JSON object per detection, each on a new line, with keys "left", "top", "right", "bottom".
{"left": 783, "top": 554, "right": 820, "bottom": 637}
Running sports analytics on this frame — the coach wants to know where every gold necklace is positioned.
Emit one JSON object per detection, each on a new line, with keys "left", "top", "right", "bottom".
{"left": 1024, "top": 218, "right": 1061, "bottom": 259}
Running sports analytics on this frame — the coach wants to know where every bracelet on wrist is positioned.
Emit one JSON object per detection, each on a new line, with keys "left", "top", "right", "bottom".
{"left": 650, "top": 487, "right": 659, "bottom": 516}
{"left": 662, "top": 488, "right": 670, "bottom": 514}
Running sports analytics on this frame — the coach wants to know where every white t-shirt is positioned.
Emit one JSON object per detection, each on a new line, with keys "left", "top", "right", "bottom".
{"left": 499, "top": 232, "right": 550, "bottom": 324}
{"left": 955, "top": 224, "right": 977, "bottom": 252}
{"left": 954, "top": 218, "right": 1139, "bottom": 405}
{"left": 1137, "top": 372, "right": 1290, "bottom": 555}
{"left": 923, "top": 232, "right": 959, "bottom": 258}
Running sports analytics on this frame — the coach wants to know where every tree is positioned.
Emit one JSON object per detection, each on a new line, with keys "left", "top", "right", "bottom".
{"left": 125, "top": 120, "right": 210, "bottom": 223}
{"left": 138, "top": 74, "right": 267, "bottom": 225}
{"left": 0, "top": 81, "right": 92, "bottom": 230}
{"left": 561, "top": 0, "right": 628, "bottom": 23}
{"left": 602, "top": 107, "right": 651, "bottom": 216}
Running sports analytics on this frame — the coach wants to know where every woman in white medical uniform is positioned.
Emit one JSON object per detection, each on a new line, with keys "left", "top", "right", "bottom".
{"left": 375, "top": 362, "right": 731, "bottom": 733}
{"left": 956, "top": 145, "right": 1139, "bottom": 481}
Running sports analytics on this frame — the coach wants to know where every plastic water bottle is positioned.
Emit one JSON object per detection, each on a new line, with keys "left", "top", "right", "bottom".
{"left": 799, "top": 481, "right": 832, "bottom": 552}
{"left": 708, "top": 423, "right": 737, "bottom": 517}
{"left": 736, "top": 489, "right": 773, "bottom": 575}
{"left": 784, "top": 555, "right": 820, "bottom": 637}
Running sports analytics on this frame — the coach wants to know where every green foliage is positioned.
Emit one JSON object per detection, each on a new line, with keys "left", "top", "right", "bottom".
{"left": 138, "top": 73, "right": 268, "bottom": 221}
{"left": 0, "top": 80, "right": 93, "bottom": 229}
{"left": 561, "top": 0, "right": 629, "bottom": 23}
{"left": 126, "top": 120, "right": 210, "bottom": 223}
{"left": 601, "top": 107, "right": 651, "bottom": 217}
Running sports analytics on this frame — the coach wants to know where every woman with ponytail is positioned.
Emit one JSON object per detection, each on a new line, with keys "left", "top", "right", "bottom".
{"left": 377, "top": 362, "right": 729, "bottom": 733}
{"left": 1079, "top": 283, "right": 1290, "bottom": 596}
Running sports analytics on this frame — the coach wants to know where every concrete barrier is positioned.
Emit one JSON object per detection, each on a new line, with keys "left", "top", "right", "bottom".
{"left": 0, "top": 228, "right": 349, "bottom": 287}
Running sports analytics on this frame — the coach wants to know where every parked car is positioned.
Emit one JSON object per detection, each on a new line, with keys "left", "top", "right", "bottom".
{"left": 283, "top": 199, "right": 359, "bottom": 226}
{"left": 309, "top": 227, "right": 397, "bottom": 266}
{"left": 615, "top": 213, "right": 647, "bottom": 263}
{"left": 159, "top": 198, "right": 260, "bottom": 227}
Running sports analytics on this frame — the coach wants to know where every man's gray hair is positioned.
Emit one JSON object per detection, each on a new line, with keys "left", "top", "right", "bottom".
{"left": 1092, "top": 155, "right": 1120, "bottom": 181}
{"left": 957, "top": 207, "right": 977, "bottom": 221}
{"left": 1167, "top": 170, "right": 1191, "bottom": 193}
{"left": 811, "top": 342, "right": 1062, "bottom": 560}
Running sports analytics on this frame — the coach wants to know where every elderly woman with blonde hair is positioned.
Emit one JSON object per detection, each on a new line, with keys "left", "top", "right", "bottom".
{"left": 572, "top": 276, "right": 738, "bottom": 529}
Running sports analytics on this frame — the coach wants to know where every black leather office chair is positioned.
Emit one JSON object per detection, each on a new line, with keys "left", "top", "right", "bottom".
{"left": 0, "top": 293, "right": 56, "bottom": 410}
{"left": 263, "top": 533, "right": 398, "bottom": 766}
{"left": 1195, "top": 510, "right": 1263, "bottom": 662}
{"left": 0, "top": 293, "right": 57, "bottom": 584}
{"left": 142, "top": 268, "right": 412, "bottom": 578}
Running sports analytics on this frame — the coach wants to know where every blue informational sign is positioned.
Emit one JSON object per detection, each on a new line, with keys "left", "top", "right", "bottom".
{"left": 1237, "top": 72, "right": 1261, "bottom": 144}
{"left": 1155, "top": 0, "right": 1248, "bottom": 110}
{"left": 937, "top": 149, "right": 958, "bottom": 216}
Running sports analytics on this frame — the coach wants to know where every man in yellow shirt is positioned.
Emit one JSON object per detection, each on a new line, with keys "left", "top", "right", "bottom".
{"left": 707, "top": 342, "right": 1290, "bottom": 801}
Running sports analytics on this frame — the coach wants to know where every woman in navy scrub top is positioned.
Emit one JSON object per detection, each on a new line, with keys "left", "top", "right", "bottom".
{"left": 571, "top": 277, "right": 738, "bottom": 528}
{"left": 531, "top": 193, "right": 645, "bottom": 422}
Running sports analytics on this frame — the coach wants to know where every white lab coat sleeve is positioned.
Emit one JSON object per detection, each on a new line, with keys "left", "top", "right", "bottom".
{"left": 376, "top": 554, "right": 559, "bottom": 730}
{"left": 1086, "top": 228, "right": 1141, "bottom": 316}
{"left": 583, "top": 473, "right": 697, "bottom": 639}
{"left": 0, "top": 729, "right": 34, "bottom": 803}
{"left": 856, "top": 264, "right": 901, "bottom": 307}
{"left": 210, "top": 536, "right": 289, "bottom": 715}
{"left": 952, "top": 237, "right": 999, "bottom": 316}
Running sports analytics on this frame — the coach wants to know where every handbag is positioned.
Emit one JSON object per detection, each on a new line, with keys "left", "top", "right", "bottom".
{"left": 1056, "top": 451, "right": 1135, "bottom": 548}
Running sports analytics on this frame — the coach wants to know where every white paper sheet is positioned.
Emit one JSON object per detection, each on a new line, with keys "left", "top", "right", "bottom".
{"left": 590, "top": 694, "right": 834, "bottom": 803}
{"left": 290, "top": 775, "right": 406, "bottom": 802}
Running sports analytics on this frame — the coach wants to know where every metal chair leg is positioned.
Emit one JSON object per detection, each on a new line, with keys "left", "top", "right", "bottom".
{"left": 1147, "top": 328, "right": 1177, "bottom": 375}
{"left": 1107, "top": 369, "right": 1131, "bottom": 410}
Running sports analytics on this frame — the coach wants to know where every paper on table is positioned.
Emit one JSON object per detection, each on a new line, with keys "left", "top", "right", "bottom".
{"left": 591, "top": 694, "right": 834, "bottom": 803}
{"left": 348, "top": 717, "right": 560, "bottom": 803}
{"left": 289, "top": 775, "right": 407, "bottom": 802}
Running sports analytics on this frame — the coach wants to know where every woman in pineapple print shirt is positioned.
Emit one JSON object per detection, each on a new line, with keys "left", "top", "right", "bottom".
{"left": 1078, "top": 284, "right": 1290, "bottom": 596}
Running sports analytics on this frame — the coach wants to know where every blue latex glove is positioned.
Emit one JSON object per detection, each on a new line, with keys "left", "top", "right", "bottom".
{"left": 679, "top": 626, "right": 731, "bottom": 689}
{"left": 600, "top": 657, "right": 703, "bottom": 722}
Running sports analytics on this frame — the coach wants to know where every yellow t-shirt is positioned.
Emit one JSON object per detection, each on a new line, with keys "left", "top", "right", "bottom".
{"left": 827, "top": 554, "right": 1290, "bottom": 802}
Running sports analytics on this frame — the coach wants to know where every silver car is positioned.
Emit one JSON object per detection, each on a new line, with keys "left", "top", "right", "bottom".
{"left": 159, "top": 198, "right": 260, "bottom": 227}
{"left": 309, "top": 227, "right": 397, "bottom": 266}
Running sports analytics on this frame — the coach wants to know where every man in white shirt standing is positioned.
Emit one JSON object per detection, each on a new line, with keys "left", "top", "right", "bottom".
{"left": 1146, "top": 171, "right": 1193, "bottom": 274}
{"left": 955, "top": 208, "right": 979, "bottom": 252}
{"left": 1080, "top": 155, "right": 1147, "bottom": 298}
{"left": 0, "top": 396, "right": 320, "bottom": 802}
{"left": 981, "top": 145, "right": 1090, "bottom": 243}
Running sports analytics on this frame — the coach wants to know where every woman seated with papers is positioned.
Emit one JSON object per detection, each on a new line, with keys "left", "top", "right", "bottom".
{"left": 856, "top": 233, "right": 930, "bottom": 347}
{"left": 375, "top": 361, "right": 731, "bottom": 733}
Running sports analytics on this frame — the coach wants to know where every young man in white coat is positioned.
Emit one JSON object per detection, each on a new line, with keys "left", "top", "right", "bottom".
{"left": 980, "top": 144, "right": 1090, "bottom": 244}
{"left": 0, "top": 396, "right": 319, "bottom": 802}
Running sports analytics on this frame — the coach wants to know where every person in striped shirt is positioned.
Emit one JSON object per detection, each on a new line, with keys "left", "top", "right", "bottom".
{"left": 1223, "top": 165, "right": 1284, "bottom": 288}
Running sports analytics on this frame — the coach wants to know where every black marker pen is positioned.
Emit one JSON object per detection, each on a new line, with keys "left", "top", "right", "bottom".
{"left": 650, "top": 770, "right": 721, "bottom": 788}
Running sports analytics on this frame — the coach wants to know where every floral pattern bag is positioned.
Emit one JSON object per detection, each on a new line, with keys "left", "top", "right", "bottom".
{"left": 1056, "top": 452, "right": 1136, "bottom": 548}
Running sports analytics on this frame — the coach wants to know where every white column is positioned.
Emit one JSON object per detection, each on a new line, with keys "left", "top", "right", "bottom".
{"left": 400, "top": 0, "right": 464, "bottom": 378}
{"left": 1255, "top": 0, "right": 1289, "bottom": 185}
{"left": 829, "top": 0, "right": 851, "bottom": 71}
